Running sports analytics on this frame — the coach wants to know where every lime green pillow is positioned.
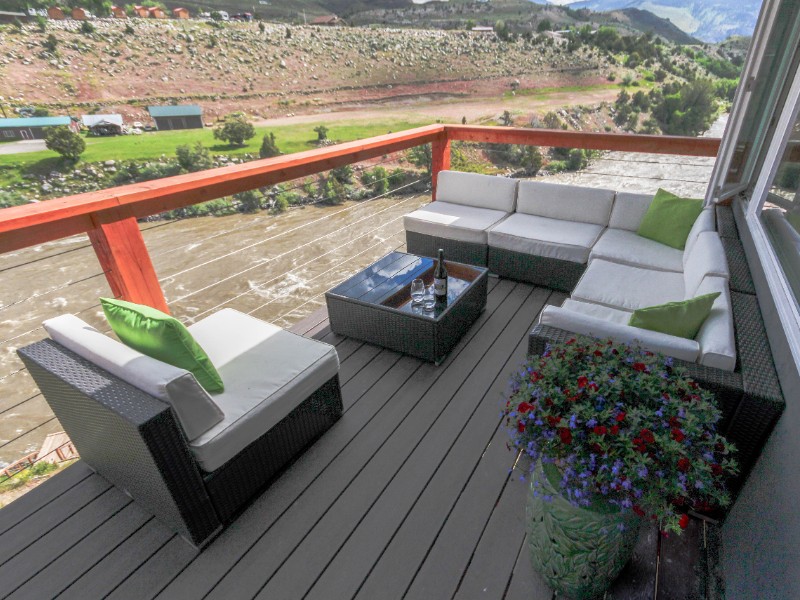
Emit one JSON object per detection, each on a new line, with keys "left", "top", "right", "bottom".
{"left": 100, "top": 298, "right": 224, "bottom": 393}
{"left": 637, "top": 189, "right": 704, "bottom": 250}
{"left": 628, "top": 292, "right": 720, "bottom": 340}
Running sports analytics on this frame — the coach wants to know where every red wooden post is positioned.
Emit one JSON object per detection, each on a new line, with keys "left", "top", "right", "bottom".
{"left": 431, "top": 134, "right": 451, "bottom": 201}
{"left": 88, "top": 208, "right": 170, "bottom": 313}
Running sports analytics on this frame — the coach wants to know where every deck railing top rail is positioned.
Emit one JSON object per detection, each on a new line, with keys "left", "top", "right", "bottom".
{"left": 0, "top": 124, "right": 721, "bottom": 312}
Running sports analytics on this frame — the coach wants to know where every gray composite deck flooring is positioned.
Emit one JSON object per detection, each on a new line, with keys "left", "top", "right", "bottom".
{"left": 0, "top": 279, "right": 705, "bottom": 600}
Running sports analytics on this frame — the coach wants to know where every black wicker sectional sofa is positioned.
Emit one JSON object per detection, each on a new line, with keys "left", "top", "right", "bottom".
{"left": 405, "top": 172, "right": 784, "bottom": 497}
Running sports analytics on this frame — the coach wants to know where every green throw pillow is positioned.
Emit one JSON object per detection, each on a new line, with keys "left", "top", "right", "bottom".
{"left": 100, "top": 297, "right": 224, "bottom": 393}
{"left": 628, "top": 292, "right": 721, "bottom": 340}
{"left": 637, "top": 188, "right": 704, "bottom": 250}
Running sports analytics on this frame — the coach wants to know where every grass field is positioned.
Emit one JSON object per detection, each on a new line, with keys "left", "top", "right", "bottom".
{"left": 0, "top": 117, "right": 429, "bottom": 188}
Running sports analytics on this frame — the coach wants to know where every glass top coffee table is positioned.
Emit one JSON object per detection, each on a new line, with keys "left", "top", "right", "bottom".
{"left": 325, "top": 252, "right": 489, "bottom": 363}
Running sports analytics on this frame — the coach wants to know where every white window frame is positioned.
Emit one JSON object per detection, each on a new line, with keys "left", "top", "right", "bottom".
{"left": 743, "top": 62, "right": 800, "bottom": 366}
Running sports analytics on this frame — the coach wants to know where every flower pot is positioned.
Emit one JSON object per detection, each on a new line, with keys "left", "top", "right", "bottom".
{"left": 526, "top": 461, "right": 641, "bottom": 599}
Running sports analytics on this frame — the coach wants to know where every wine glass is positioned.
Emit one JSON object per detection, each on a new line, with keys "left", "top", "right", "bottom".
{"left": 423, "top": 284, "right": 436, "bottom": 311}
{"left": 410, "top": 278, "right": 425, "bottom": 305}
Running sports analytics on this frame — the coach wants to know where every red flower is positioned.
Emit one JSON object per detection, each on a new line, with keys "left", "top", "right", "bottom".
{"left": 711, "top": 464, "right": 723, "bottom": 476}
{"left": 677, "top": 458, "right": 691, "bottom": 472}
{"left": 517, "top": 402, "right": 533, "bottom": 414}
{"left": 689, "top": 381, "right": 699, "bottom": 390}
{"left": 566, "top": 338, "right": 576, "bottom": 345}
{"left": 594, "top": 350, "right": 603, "bottom": 357}
{"left": 632, "top": 362, "right": 647, "bottom": 372}
{"left": 669, "top": 416, "right": 680, "bottom": 428}
{"left": 577, "top": 376, "right": 588, "bottom": 389}
{"left": 593, "top": 425, "right": 607, "bottom": 436}
{"left": 671, "top": 496, "right": 686, "bottom": 506}
{"left": 518, "top": 421, "right": 526, "bottom": 433}
{"left": 546, "top": 415, "right": 561, "bottom": 427}
{"left": 558, "top": 427, "right": 572, "bottom": 444}
{"left": 632, "top": 504, "right": 645, "bottom": 517}
{"left": 632, "top": 438, "right": 647, "bottom": 453}
{"left": 545, "top": 398, "right": 554, "bottom": 407}
{"left": 610, "top": 425, "right": 620, "bottom": 435}
{"left": 588, "top": 382, "right": 599, "bottom": 392}
{"left": 591, "top": 443, "right": 603, "bottom": 454}
{"left": 615, "top": 412, "right": 626, "bottom": 422}
{"left": 679, "top": 514, "right": 690, "bottom": 529}
{"left": 530, "top": 371, "right": 543, "bottom": 382}
{"left": 671, "top": 428, "right": 685, "bottom": 443}
{"left": 640, "top": 429, "right": 655, "bottom": 444}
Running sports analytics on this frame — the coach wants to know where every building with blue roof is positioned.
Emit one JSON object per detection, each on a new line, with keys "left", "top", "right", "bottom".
{"left": 147, "top": 105, "right": 204, "bottom": 130}
{"left": 0, "top": 117, "right": 74, "bottom": 141}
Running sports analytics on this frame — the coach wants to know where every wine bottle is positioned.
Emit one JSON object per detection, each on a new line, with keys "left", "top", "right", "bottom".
{"left": 433, "top": 249, "right": 448, "bottom": 302}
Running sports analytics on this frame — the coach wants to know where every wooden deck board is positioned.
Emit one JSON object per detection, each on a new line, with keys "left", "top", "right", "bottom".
{"left": 0, "top": 279, "right": 706, "bottom": 600}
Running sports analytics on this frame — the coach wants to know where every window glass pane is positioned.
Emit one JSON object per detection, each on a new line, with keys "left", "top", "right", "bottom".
{"left": 725, "top": 0, "right": 800, "bottom": 193}
{"left": 760, "top": 109, "right": 800, "bottom": 301}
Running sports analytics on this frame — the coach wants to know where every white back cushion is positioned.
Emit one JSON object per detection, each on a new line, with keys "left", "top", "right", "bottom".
{"left": 683, "top": 208, "right": 717, "bottom": 267}
{"left": 608, "top": 192, "right": 653, "bottom": 231}
{"left": 683, "top": 231, "right": 730, "bottom": 297}
{"left": 516, "top": 181, "right": 615, "bottom": 226}
{"left": 693, "top": 276, "right": 736, "bottom": 372}
{"left": 43, "top": 314, "right": 223, "bottom": 441}
{"left": 436, "top": 170, "right": 518, "bottom": 213}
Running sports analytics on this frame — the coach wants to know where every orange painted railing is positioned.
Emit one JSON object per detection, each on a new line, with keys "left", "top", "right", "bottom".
{"left": 0, "top": 125, "right": 721, "bottom": 312}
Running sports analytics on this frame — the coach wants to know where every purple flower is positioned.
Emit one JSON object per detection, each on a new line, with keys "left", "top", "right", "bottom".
{"left": 637, "top": 466, "right": 649, "bottom": 478}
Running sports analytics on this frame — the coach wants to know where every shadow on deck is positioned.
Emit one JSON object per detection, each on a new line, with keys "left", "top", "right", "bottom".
{"left": 0, "top": 279, "right": 714, "bottom": 599}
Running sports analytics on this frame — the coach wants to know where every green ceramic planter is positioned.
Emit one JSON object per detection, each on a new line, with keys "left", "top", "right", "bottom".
{"left": 526, "top": 461, "right": 641, "bottom": 599}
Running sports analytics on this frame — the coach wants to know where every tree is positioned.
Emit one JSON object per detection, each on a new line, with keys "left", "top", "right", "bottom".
{"left": 176, "top": 141, "right": 213, "bottom": 172}
{"left": 499, "top": 110, "right": 513, "bottom": 126}
{"left": 651, "top": 79, "right": 717, "bottom": 136}
{"left": 408, "top": 143, "right": 432, "bottom": 175}
{"left": 258, "top": 21, "right": 265, "bottom": 33}
{"left": 537, "top": 19, "right": 551, "bottom": 33}
{"left": 465, "top": 19, "right": 475, "bottom": 31}
{"left": 361, "top": 166, "right": 388, "bottom": 195}
{"left": 259, "top": 132, "right": 281, "bottom": 158}
{"left": 80, "top": 20, "right": 95, "bottom": 35}
{"left": 234, "top": 190, "right": 262, "bottom": 213}
{"left": 213, "top": 113, "right": 255, "bottom": 147}
{"left": 313, "top": 125, "right": 329, "bottom": 142}
{"left": 528, "top": 146, "right": 543, "bottom": 176}
{"left": 44, "top": 126, "right": 85, "bottom": 161}
{"left": 32, "top": 107, "right": 50, "bottom": 117}
{"left": 331, "top": 164, "right": 353, "bottom": 184}
{"left": 43, "top": 34, "right": 58, "bottom": 52}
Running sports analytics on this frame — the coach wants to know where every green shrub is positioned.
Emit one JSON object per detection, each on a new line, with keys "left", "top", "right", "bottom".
{"left": 176, "top": 142, "right": 213, "bottom": 173}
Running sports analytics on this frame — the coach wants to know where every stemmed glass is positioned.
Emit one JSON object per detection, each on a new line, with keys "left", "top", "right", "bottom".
{"left": 410, "top": 278, "right": 425, "bottom": 305}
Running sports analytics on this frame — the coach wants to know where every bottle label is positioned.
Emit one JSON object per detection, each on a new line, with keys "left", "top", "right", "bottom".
{"left": 434, "top": 277, "right": 447, "bottom": 296}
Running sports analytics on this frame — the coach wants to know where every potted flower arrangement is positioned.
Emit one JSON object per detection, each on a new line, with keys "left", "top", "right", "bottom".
{"left": 504, "top": 336, "right": 737, "bottom": 599}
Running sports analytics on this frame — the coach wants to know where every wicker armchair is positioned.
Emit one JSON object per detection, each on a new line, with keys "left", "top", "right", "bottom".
{"left": 18, "top": 310, "right": 343, "bottom": 548}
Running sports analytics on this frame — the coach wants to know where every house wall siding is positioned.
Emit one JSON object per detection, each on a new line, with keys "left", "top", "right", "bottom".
{"left": 722, "top": 199, "right": 800, "bottom": 598}
{"left": 153, "top": 115, "right": 202, "bottom": 130}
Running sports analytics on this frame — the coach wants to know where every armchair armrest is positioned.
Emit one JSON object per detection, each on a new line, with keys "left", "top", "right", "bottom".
{"left": 17, "top": 339, "right": 221, "bottom": 547}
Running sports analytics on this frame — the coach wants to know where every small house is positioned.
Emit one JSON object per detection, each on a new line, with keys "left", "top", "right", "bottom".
{"left": 132, "top": 5, "right": 148, "bottom": 18}
{"left": 310, "top": 15, "right": 340, "bottom": 26}
{"left": 47, "top": 6, "right": 65, "bottom": 20}
{"left": 172, "top": 7, "right": 190, "bottom": 19}
{"left": 82, "top": 114, "right": 124, "bottom": 136}
{"left": 0, "top": 11, "right": 28, "bottom": 23}
{"left": 110, "top": 6, "right": 127, "bottom": 18}
{"left": 470, "top": 26, "right": 494, "bottom": 33}
{"left": 148, "top": 7, "right": 166, "bottom": 19}
{"left": 147, "top": 105, "right": 203, "bottom": 130}
{"left": 71, "top": 7, "right": 92, "bottom": 20}
{"left": 0, "top": 116, "right": 74, "bottom": 140}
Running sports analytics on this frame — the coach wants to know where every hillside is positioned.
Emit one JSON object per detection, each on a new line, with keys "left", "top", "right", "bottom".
{"left": 565, "top": 0, "right": 762, "bottom": 43}
{"left": 0, "top": 18, "right": 610, "bottom": 121}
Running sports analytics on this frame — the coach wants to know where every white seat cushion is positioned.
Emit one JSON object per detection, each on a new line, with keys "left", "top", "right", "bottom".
{"left": 608, "top": 192, "right": 653, "bottom": 231}
{"left": 43, "top": 314, "right": 224, "bottom": 442}
{"left": 187, "top": 309, "right": 339, "bottom": 473}
{"left": 488, "top": 213, "right": 604, "bottom": 264}
{"left": 404, "top": 201, "right": 509, "bottom": 245}
{"left": 516, "top": 181, "right": 615, "bottom": 226}
{"left": 436, "top": 170, "right": 518, "bottom": 212}
{"left": 539, "top": 305, "right": 700, "bottom": 363}
{"left": 572, "top": 259, "right": 685, "bottom": 311}
{"left": 694, "top": 276, "right": 736, "bottom": 371}
{"left": 590, "top": 228, "right": 684, "bottom": 272}
{"left": 683, "top": 231, "right": 730, "bottom": 297}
